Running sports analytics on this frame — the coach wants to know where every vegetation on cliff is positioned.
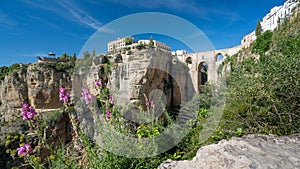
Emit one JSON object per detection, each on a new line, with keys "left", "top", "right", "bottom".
{"left": 42, "top": 53, "right": 76, "bottom": 74}
{"left": 0, "top": 64, "right": 24, "bottom": 81}
{"left": 219, "top": 10, "right": 300, "bottom": 137}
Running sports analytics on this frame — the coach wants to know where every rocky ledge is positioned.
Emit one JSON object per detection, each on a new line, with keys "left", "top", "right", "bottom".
{"left": 159, "top": 134, "right": 300, "bottom": 169}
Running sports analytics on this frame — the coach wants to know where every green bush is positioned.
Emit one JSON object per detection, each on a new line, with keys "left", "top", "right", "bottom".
{"left": 0, "top": 64, "right": 23, "bottom": 81}
{"left": 223, "top": 15, "right": 300, "bottom": 136}
{"left": 252, "top": 30, "right": 273, "bottom": 55}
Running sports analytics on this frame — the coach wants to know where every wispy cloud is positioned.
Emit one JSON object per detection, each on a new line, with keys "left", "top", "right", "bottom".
{"left": 21, "top": 52, "right": 48, "bottom": 57}
{"left": 0, "top": 11, "right": 17, "bottom": 29}
{"left": 107, "top": 0, "right": 212, "bottom": 20}
{"left": 55, "top": 1, "right": 101, "bottom": 30}
{"left": 207, "top": 4, "right": 243, "bottom": 27}
{"left": 107, "top": 0, "right": 242, "bottom": 24}
{"left": 98, "top": 26, "right": 116, "bottom": 34}
{"left": 28, "top": 15, "right": 60, "bottom": 29}
{"left": 22, "top": 0, "right": 102, "bottom": 30}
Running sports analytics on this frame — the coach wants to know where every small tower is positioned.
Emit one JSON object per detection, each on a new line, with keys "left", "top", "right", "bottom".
{"left": 48, "top": 51, "right": 56, "bottom": 57}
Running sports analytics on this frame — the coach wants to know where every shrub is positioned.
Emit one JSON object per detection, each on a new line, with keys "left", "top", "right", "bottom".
{"left": 252, "top": 30, "right": 273, "bottom": 55}
{"left": 223, "top": 15, "right": 300, "bottom": 136}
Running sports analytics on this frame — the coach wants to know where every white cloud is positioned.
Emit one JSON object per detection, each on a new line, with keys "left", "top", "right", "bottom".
{"left": 107, "top": 0, "right": 211, "bottom": 20}
{"left": 55, "top": 1, "right": 102, "bottom": 30}
{"left": 98, "top": 26, "right": 116, "bottom": 34}
{"left": 21, "top": 52, "right": 48, "bottom": 57}
{"left": 107, "top": 0, "right": 241, "bottom": 24}
{"left": 28, "top": 15, "right": 60, "bottom": 29}
{"left": 0, "top": 11, "right": 17, "bottom": 29}
{"left": 22, "top": 0, "right": 102, "bottom": 30}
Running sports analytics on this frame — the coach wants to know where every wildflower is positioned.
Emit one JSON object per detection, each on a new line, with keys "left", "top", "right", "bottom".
{"left": 21, "top": 103, "right": 37, "bottom": 120}
{"left": 145, "top": 101, "right": 151, "bottom": 108}
{"left": 109, "top": 94, "right": 115, "bottom": 105}
{"left": 82, "top": 87, "right": 95, "bottom": 105}
{"left": 59, "top": 87, "right": 70, "bottom": 103}
{"left": 17, "top": 144, "right": 33, "bottom": 156}
{"left": 106, "top": 109, "right": 111, "bottom": 119}
{"left": 143, "top": 93, "right": 152, "bottom": 108}
{"left": 49, "top": 155, "right": 55, "bottom": 161}
{"left": 95, "top": 80, "right": 102, "bottom": 87}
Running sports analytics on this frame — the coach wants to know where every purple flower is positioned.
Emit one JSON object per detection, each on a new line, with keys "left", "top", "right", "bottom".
{"left": 82, "top": 87, "right": 95, "bottom": 105}
{"left": 21, "top": 103, "right": 37, "bottom": 120}
{"left": 143, "top": 94, "right": 152, "bottom": 108}
{"left": 109, "top": 94, "right": 115, "bottom": 105}
{"left": 106, "top": 109, "right": 111, "bottom": 119}
{"left": 95, "top": 80, "right": 102, "bottom": 87}
{"left": 17, "top": 144, "right": 33, "bottom": 156}
{"left": 145, "top": 101, "right": 152, "bottom": 108}
{"left": 59, "top": 87, "right": 70, "bottom": 103}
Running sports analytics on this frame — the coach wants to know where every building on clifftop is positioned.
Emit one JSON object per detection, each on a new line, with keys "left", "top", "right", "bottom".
{"left": 241, "top": 0, "right": 299, "bottom": 47}
{"left": 107, "top": 36, "right": 171, "bottom": 54}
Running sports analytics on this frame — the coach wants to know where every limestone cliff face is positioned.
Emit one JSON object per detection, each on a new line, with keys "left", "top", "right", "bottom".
{"left": 74, "top": 49, "right": 196, "bottom": 142}
{"left": 0, "top": 67, "right": 28, "bottom": 110}
{"left": 110, "top": 49, "right": 195, "bottom": 109}
{"left": 0, "top": 49, "right": 195, "bottom": 124}
{"left": 26, "top": 64, "right": 71, "bottom": 109}
{"left": 0, "top": 49, "right": 194, "bottom": 123}
{"left": 0, "top": 63, "right": 72, "bottom": 121}
{"left": 73, "top": 49, "right": 195, "bottom": 109}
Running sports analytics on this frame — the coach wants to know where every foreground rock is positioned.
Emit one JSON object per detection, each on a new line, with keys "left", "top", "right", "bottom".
{"left": 159, "top": 134, "right": 300, "bottom": 169}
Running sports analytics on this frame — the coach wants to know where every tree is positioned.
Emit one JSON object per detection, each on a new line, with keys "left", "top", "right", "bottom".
{"left": 149, "top": 36, "right": 154, "bottom": 48}
{"left": 62, "top": 52, "right": 68, "bottom": 59}
{"left": 92, "top": 50, "right": 96, "bottom": 58}
{"left": 138, "top": 42, "right": 145, "bottom": 50}
{"left": 255, "top": 20, "right": 262, "bottom": 37}
{"left": 70, "top": 53, "right": 77, "bottom": 61}
{"left": 252, "top": 30, "right": 273, "bottom": 55}
{"left": 10, "top": 63, "right": 20, "bottom": 70}
{"left": 125, "top": 37, "right": 133, "bottom": 45}
{"left": 72, "top": 52, "right": 77, "bottom": 58}
{"left": 83, "top": 51, "right": 90, "bottom": 59}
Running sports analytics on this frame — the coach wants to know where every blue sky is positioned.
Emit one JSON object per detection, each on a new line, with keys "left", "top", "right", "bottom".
{"left": 0, "top": 0, "right": 285, "bottom": 66}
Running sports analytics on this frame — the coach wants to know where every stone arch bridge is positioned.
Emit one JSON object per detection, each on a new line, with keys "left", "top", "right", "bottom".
{"left": 177, "top": 45, "right": 243, "bottom": 93}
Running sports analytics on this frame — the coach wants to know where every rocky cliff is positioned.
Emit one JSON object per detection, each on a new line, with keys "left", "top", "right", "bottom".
{"left": 0, "top": 63, "right": 72, "bottom": 122}
{"left": 159, "top": 134, "right": 300, "bottom": 169}
{"left": 0, "top": 49, "right": 195, "bottom": 140}
{"left": 72, "top": 49, "right": 196, "bottom": 144}
{"left": 73, "top": 49, "right": 195, "bottom": 110}
{"left": 110, "top": 49, "right": 195, "bottom": 109}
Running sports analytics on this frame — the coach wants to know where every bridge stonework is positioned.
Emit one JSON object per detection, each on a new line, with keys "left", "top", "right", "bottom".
{"left": 177, "top": 45, "right": 243, "bottom": 92}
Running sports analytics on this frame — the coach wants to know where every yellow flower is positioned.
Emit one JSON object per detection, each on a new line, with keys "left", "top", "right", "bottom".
{"left": 49, "top": 155, "right": 55, "bottom": 161}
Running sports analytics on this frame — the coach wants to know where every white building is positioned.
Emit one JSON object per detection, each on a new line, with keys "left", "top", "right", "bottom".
{"left": 107, "top": 36, "right": 134, "bottom": 53}
{"left": 107, "top": 37, "right": 171, "bottom": 54}
{"left": 171, "top": 50, "right": 187, "bottom": 56}
{"left": 261, "top": 0, "right": 299, "bottom": 32}
{"left": 241, "top": 31, "right": 257, "bottom": 47}
{"left": 241, "top": 0, "right": 298, "bottom": 47}
{"left": 138, "top": 40, "right": 171, "bottom": 53}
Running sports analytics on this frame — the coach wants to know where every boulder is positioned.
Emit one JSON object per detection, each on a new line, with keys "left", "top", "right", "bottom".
{"left": 159, "top": 134, "right": 300, "bottom": 169}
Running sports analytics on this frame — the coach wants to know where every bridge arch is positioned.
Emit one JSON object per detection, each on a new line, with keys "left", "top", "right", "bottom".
{"left": 185, "top": 57, "right": 193, "bottom": 64}
{"left": 215, "top": 53, "right": 224, "bottom": 61}
{"left": 198, "top": 61, "right": 208, "bottom": 92}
